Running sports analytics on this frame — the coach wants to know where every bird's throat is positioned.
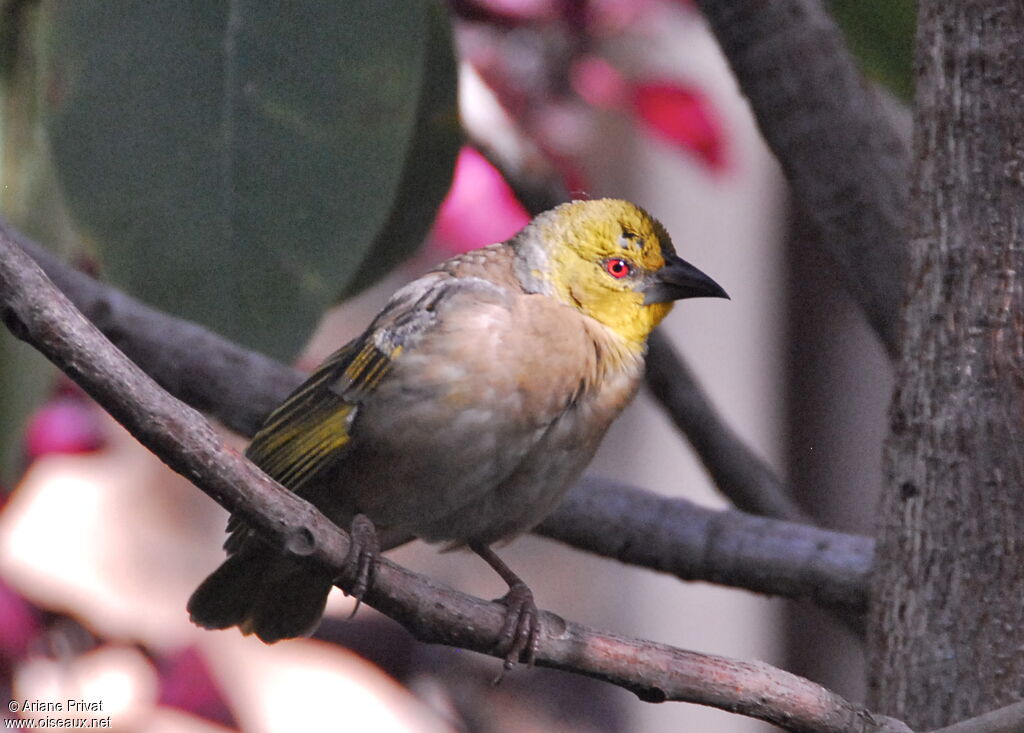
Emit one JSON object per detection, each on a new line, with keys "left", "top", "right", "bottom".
{"left": 569, "top": 285, "right": 673, "bottom": 353}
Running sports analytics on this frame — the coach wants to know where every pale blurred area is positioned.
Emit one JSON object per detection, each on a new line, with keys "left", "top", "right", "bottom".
{"left": 0, "top": 8, "right": 806, "bottom": 733}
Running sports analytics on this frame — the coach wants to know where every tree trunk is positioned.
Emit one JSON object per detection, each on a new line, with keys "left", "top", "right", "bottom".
{"left": 868, "top": 2, "right": 1024, "bottom": 729}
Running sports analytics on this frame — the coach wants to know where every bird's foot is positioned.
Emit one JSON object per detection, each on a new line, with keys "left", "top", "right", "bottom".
{"left": 492, "top": 580, "right": 540, "bottom": 683}
{"left": 340, "top": 514, "right": 380, "bottom": 618}
{"left": 469, "top": 542, "right": 542, "bottom": 682}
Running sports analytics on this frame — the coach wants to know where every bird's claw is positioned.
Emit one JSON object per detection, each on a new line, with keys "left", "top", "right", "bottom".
{"left": 340, "top": 514, "right": 380, "bottom": 618}
{"left": 491, "top": 581, "right": 541, "bottom": 684}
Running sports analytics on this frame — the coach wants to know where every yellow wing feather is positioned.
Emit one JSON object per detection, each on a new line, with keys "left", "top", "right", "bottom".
{"left": 245, "top": 336, "right": 398, "bottom": 492}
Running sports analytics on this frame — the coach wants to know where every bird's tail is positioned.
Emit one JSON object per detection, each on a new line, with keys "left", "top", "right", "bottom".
{"left": 187, "top": 547, "right": 333, "bottom": 644}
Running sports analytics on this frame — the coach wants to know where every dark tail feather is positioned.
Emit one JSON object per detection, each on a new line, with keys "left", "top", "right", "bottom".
{"left": 188, "top": 549, "right": 333, "bottom": 644}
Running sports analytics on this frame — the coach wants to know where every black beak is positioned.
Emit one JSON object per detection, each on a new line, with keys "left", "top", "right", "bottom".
{"left": 643, "top": 254, "right": 729, "bottom": 305}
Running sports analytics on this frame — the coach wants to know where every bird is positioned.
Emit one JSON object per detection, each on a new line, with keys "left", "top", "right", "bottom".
{"left": 187, "top": 198, "right": 727, "bottom": 668}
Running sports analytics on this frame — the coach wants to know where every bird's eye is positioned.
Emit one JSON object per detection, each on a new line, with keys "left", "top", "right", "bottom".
{"left": 604, "top": 258, "right": 632, "bottom": 279}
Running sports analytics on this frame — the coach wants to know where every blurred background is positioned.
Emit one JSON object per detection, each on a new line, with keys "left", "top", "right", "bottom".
{"left": 0, "top": 1, "right": 912, "bottom": 730}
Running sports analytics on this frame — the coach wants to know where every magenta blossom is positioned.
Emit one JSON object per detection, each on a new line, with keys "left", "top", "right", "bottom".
{"left": 432, "top": 146, "right": 532, "bottom": 256}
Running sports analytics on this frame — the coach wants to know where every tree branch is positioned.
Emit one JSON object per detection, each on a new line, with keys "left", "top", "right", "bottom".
{"left": 541, "top": 476, "right": 870, "bottom": 614}
{"left": 646, "top": 330, "right": 809, "bottom": 522}
{"left": 693, "top": 0, "right": 909, "bottom": 359}
{"left": 0, "top": 223, "right": 906, "bottom": 732}
{"left": 926, "top": 702, "right": 1024, "bottom": 733}
{"left": 13, "top": 226, "right": 873, "bottom": 613}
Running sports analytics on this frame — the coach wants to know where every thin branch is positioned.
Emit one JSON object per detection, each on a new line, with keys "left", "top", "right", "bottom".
{"left": 693, "top": 0, "right": 909, "bottom": 359}
{"left": 542, "top": 476, "right": 870, "bottom": 614}
{"left": 646, "top": 330, "right": 809, "bottom": 522}
{"left": 14, "top": 226, "right": 873, "bottom": 614}
{"left": 0, "top": 222, "right": 907, "bottom": 733}
{"left": 926, "top": 702, "right": 1024, "bottom": 733}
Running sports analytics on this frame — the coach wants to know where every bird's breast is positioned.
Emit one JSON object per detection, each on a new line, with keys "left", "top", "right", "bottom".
{"left": 321, "top": 287, "right": 646, "bottom": 545}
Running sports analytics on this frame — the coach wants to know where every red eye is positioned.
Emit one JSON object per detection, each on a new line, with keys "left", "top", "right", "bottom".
{"left": 604, "top": 258, "right": 632, "bottom": 279}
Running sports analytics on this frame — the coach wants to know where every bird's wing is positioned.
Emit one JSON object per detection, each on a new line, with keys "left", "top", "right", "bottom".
{"left": 221, "top": 337, "right": 384, "bottom": 550}
{"left": 243, "top": 271, "right": 466, "bottom": 492}
{"left": 244, "top": 340, "right": 368, "bottom": 489}
{"left": 219, "top": 274, "right": 452, "bottom": 547}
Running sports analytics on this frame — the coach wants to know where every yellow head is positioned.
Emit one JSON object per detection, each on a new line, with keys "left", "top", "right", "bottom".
{"left": 513, "top": 199, "right": 728, "bottom": 348}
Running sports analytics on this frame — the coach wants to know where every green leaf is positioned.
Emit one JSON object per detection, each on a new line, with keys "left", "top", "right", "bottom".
{"left": 829, "top": 0, "right": 915, "bottom": 100}
{"left": 346, "top": 2, "right": 462, "bottom": 294}
{"left": 0, "top": 332, "right": 52, "bottom": 487}
{"left": 44, "top": 0, "right": 460, "bottom": 360}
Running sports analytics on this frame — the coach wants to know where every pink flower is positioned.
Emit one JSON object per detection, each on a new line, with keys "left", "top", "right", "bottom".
{"left": 0, "top": 580, "right": 39, "bottom": 665}
{"left": 630, "top": 81, "right": 728, "bottom": 171}
{"left": 24, "top": 397, "right": 105, "bottom": 461}
{"left": 571, "top": 56, "right": 629, "bottom": 109}
{"left": 585, "top": 0, "right": 658, "bottom": 33}
{"left": 450, "top": 0, "right": 558, "bottom": 25}
{"left": 157, "top": 646, "right": 236, "bottom": 727}
{"left": 432, "top": 146, "right": 532, "bottom": 256}
{"left": 572, "top": 56, "right": 728, "bottom": 172}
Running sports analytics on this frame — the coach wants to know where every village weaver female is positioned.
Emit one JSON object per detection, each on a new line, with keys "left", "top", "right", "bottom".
{"left": 188, "top": 198, "right": 727, "bottom": 668}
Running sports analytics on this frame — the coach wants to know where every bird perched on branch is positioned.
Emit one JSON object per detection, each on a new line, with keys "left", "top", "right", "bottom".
{"left": 188, "top": 198, "right": 727, "bottom": 668}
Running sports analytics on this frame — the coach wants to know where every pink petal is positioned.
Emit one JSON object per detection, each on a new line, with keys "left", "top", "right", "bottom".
{"left": 157, "top": 646, "right": 236, "bottom": 727}
{"left": 0, "top": 579, "right": 40, "bottom": 663}
{"left": 432, "top": 147, "right": 531, "bottom": 256}
{"left": 451, "top": 0, "right": 558, "bottom": 24}
{"left": 24, "top": 398, "right": 105, "bottom": 461}
{"left": 586, "top": 0, "right": 659, "bottom": 32}
{"left": 558, "top": 159, "right": 591, "bottom": 198}
{"left": 630, "top": 81, "right": 728, "bottom": 171}
{"left": 571, "top": 56, "right": 629, "bottom": 109}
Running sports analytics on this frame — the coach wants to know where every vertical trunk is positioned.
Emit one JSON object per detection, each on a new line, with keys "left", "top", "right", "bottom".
{"left": 868, "top": 2, "right": 1024, "bottom": 729}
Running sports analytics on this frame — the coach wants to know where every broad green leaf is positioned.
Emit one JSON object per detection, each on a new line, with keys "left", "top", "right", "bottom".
{"left": 829, "top": 0, "right": 915, "bottom": 100}
{"left": 346, "top": 2, "right": 461, "bottom": 293}
{"left": 0, "top": 333, "right": 52, "bottom": 487}
{"left": 44, "top": 1, "right": 460, "bottom": 360}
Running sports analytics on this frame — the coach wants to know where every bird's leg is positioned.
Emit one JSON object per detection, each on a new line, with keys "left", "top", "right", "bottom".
{"left": 469, "top": 541, "right": 541, "bottom": 678}
{"left": 340, "top": 513, "right": 380, "bottom": 618}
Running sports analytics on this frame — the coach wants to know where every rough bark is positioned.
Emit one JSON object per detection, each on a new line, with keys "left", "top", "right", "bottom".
{"left": 646, "top": 331, "right": 809, "bottom": 522}
{"left": 868, "top": 2, "right": 1024, "bottom": 728}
